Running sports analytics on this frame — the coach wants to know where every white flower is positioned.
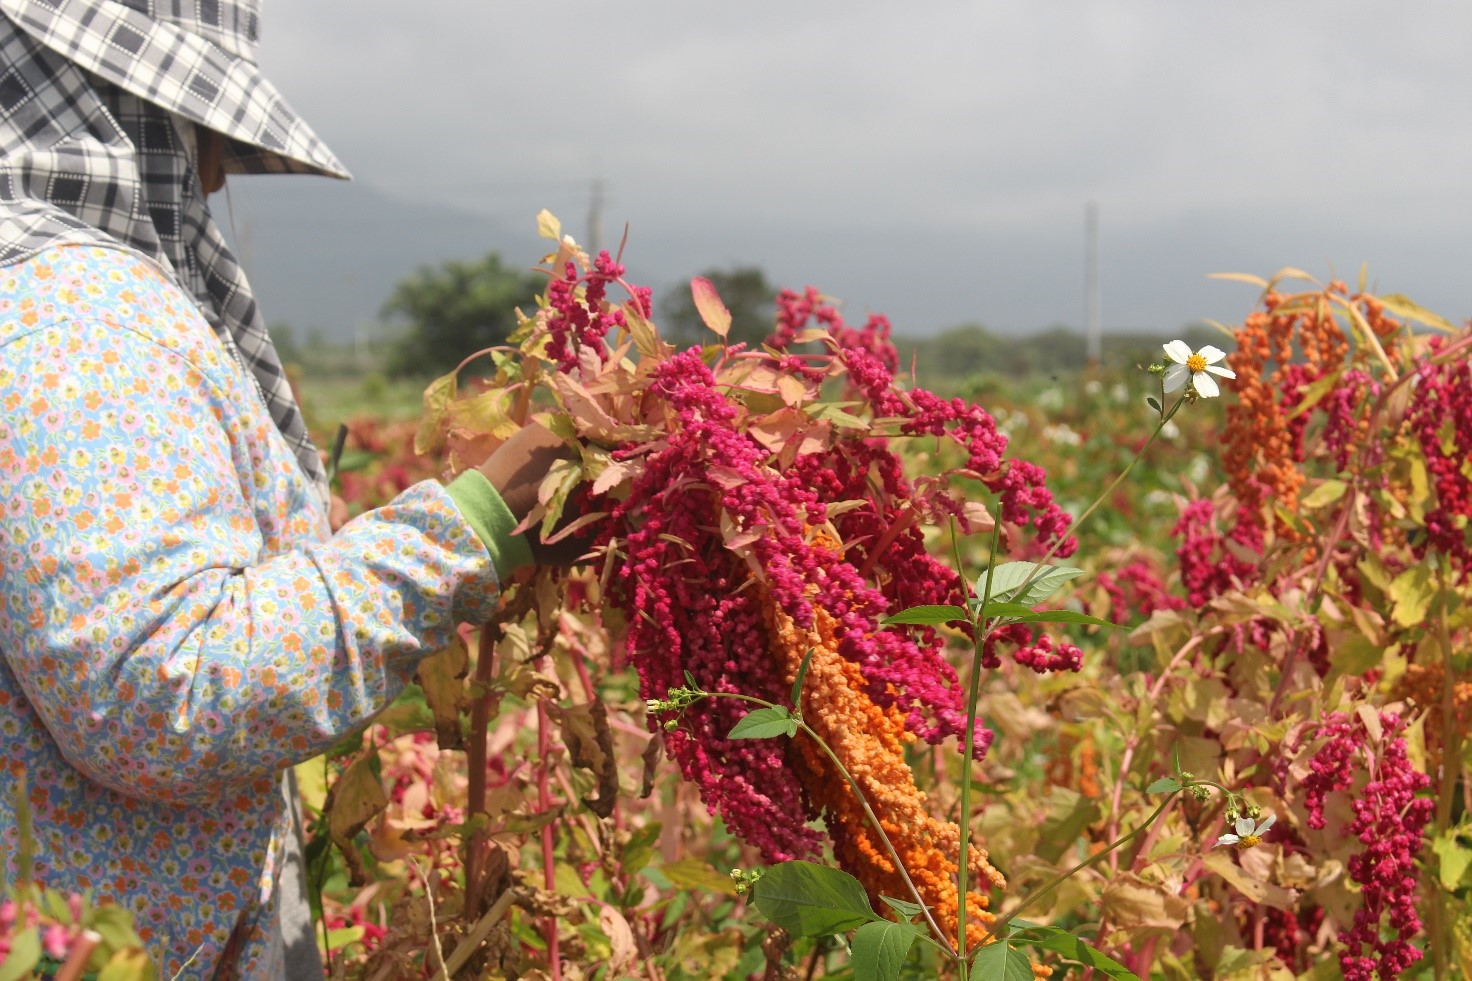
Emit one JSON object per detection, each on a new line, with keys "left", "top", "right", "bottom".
{"left": 1214, "top": 813, "right": 1276, "bottom": 849}
{"left": 1163, "top": 341, "right": 1236, "bottom": 398}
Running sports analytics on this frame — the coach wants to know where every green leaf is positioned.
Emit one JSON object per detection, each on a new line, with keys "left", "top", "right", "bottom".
{"left": 750, "top": 860, "right": 881, "bottom": 938}
{"left": 728, "top": 706, "right": 798, "bottom": 740}
{"left": 1009, "top": 925, "right": 1140, "bottom": 979}
{"left": 0, "top": 928, "right": 41, "bottom": 981}
{"left": 659, "top": 858, "right": 741, "bottom": 897}
{"left": 879, "top": 896, "right": 925, "bottom": 920}
{"left": 1146, "top": 777, "right": 1182, "bottom": 795}
{"left": 792, "top": 647, "right": 815, "bottom": 708}
{"left": 970, "top": 939, "right": 1035, "bottom": 981}
{"left": 852, "top": 920, "right": 919, "bottom": 981}
{"left": 89, "top": 905, "right": 146, "bottom": 954}
{"left": 977, "top": 562, "right": 1084, "bottom": 608}
{"left": 1145, "top": 395, "right": 1162, "bottom": 415}
{"left": 1432, "top": 827, "right": 1472, "bottom": 890}
{"left": 971, "top": 599, "right": 1037, "bottom": 619}
{"left": 1287, "top": 368, "right": 1344, "bottom": 420}
{"left": 621, "top": 821, "right": 662, "bottom": 876}
{"left": 810, "top": 401, "right": 873, "bottom": 430}
{"left": 997, "top": 609, "right": 1119, "bottom": 628}
{"left": 881, "top": 605, "right": 968, "bottom": 626}
{"left": 1301, "top": 479, "right": 1347, "bottom": 509}
{"left": 324, "top": 925, "right": 366, "bottom": 950}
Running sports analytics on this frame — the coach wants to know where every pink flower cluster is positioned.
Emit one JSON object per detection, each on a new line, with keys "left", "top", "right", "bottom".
{"left": 768, "top": 285, "right": 1074, "bottom": 554}
{"left": 324, "top": 903, "right": 387, "bottom": 952}
{"left": 1094, "top": 558, "right": 1185, "bottom": 623}
{"left": 1173, "top": 499, "right": 1259, "bottom": 607}
{"left": 0, "top": 892, "right": 85, "bottom": 962}
{"left": 575, "top": 276, "right": 1078, "bottom": 860}
{"left": 975, "top": 619, "right": 1083, "bottom": 676}
{"left": 1321, "top": 369, "right": 1380, "bottom": 472}
{"left": 1302, "top": 712, "right": 1433, "bottom": 980}
{"left": 545, "top": 251, "right": 649, "bottom": 372}
{"left": 1407, "top": 343, "right": 1472, "bottom": 570}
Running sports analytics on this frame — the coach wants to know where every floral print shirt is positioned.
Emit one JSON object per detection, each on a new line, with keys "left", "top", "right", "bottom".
{"left": 0, "top": 246, "right": 504, "bottom": 979}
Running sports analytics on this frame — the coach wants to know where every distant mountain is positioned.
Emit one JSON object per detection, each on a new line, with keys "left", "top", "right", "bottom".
{"left": 218, "top": 179, "right": 533, "bottom": 343}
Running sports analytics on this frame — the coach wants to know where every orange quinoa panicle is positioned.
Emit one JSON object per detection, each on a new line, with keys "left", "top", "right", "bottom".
{"left": 758, "top": 562, "right": 1004, "bottom": 950}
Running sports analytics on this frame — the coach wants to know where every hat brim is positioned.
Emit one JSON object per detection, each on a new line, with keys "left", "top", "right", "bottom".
{"left": 0, "top": 0, "right": 350, "bottom": 179}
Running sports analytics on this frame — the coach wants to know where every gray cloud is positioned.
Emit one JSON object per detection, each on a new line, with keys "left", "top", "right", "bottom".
{"left": 241, "top": 0, "right": 1472, "bottom": 336}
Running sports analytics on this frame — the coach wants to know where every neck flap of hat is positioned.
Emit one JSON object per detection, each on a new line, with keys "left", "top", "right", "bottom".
{"left": 0, "top": 23, "right": 331, "bottom": 497}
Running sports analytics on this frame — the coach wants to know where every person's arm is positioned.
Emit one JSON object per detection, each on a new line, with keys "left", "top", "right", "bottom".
{"left": 0, "top": 316, "right": 522, "bottom": 805}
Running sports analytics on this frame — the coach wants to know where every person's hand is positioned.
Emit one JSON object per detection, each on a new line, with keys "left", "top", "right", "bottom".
{"left": 327, "top": 493, "right": 350, "bottom": 532}
{"left": 477, "top": 422, "right": 597, "bottom": 566}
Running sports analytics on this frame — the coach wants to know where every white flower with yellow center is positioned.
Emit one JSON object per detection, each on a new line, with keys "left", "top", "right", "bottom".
{"left": 1163, "top": 341, "right": 1235, "bottom": 398}
{"left": 1215, "top": 813, "right": 1275, "bottom": 849}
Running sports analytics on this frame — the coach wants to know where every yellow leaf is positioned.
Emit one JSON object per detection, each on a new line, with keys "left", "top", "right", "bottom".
{"left": 659, "top": 858, "right": 741, "bottom": 896}
{"left": 1200, "top": 851, "right": 1297, "bottom": 910}
{"left": 1380, "top": 293, "right": 1455, "bottom": 333}
{"left": 1388, "top": 563, "right": 1433, "bottom": 629}
{"left": 1356, "top": 704, "right": 1384, "bottom": 743}
{"left": 328, "top": 752, "right": 388, "bottom": 842}
{"left": 536, "top": 209, "right": 562, "bottom": 241}
{"left": 622, "top": 300, "right": 666, "bottom": 359}
{"left": 598, "top": 906, "right": 639, "bottom": 972}
{"left": 96, "top": 948, "right": 155, "bottom": 981}
{"left": 294, "top": 758, "right": 329, "bottom": 814}
{"left": 1207, "top": 272, "right": 1269, "bottom": 287}
{"left": 1266, "top": 267, "right": 1321, "bottom": 289}
{"left": 448, "top": 387, "right": 521, "bottom": 440}
{"left": 1339, "top": 298, "right": 1395, "bottom": 375}
{"left": 414, "top": 370, "right": 458, "bottom": 456}
{"left": 1099, "top": 872, "right": 1190, "bottom": 932}
{"left": 416, "top": 637, "right": 469, "bottom": 750}
{"left": 690, "top": 276, "right": 732, "bottom": 339}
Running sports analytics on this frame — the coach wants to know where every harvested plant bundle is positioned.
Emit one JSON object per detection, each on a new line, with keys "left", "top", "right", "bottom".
{"left": 416, "top": 216, "right": 1075, "bottom": 943}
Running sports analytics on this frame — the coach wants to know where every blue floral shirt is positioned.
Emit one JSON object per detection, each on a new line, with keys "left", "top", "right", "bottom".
{"left": 0, "top": 245, "right": 507, "bottom": 979}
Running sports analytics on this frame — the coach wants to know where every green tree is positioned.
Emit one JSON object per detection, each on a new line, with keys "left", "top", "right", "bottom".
{"left": 381, "top": 251, "right": 544, "bottom": 377}
{"left": 659, "top": 265, "right": 777, "bottom": 347}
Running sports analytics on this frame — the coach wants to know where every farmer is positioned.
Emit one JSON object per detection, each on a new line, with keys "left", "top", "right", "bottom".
{"left": 0, "top": 2, "right": 570, "bottom": 978}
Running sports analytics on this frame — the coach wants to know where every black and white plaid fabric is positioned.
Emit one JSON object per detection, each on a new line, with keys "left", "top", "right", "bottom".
{"left": 0, "top": 0, "right": 350, "bottom": 499}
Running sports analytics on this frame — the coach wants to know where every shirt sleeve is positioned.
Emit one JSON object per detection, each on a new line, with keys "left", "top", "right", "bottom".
{"left": 0, "top": 317, "right": 503, "bottom": 806}
{"left": 444, "top": 469, "right": 534, "bottom": 578}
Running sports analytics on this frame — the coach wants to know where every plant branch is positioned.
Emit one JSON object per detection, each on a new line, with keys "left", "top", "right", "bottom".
{"left": 954, "top": 512, "right": 1002, "bottom": 974}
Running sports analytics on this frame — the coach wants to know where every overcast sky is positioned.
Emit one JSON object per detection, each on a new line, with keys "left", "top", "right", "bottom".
{"left": 241, "top": 1, "right": 1472, "bottom": 337}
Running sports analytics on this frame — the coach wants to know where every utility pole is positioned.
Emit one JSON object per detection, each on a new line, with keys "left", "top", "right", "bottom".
{"left": 1085, "top": 201, "right": 1101, "bottom": 367}
{"left": 587, "top": 178, "right": 606, "bottom": 255}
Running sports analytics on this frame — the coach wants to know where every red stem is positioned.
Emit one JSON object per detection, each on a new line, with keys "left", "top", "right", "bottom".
{"left": 537, "top": 698, "right": 562, "bottom": 980}
{"left": 463, "top": 627, "right": 497, "bottom": 919}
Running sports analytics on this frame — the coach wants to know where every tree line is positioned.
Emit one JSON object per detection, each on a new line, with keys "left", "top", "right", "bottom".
{"left": 295, "top": 250, "right": 1219, "bottom": 382}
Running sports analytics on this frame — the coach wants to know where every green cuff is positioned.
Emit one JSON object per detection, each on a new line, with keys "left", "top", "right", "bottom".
{"left": 445, "top": 469, "right": 535, "bottom": 579}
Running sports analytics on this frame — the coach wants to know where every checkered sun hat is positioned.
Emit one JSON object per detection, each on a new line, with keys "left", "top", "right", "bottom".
{"left": 0, "top": 0, "right": 349, "bottom": 179}
{"left": 0, "top": 0, "right": 345, "bottom": 497}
